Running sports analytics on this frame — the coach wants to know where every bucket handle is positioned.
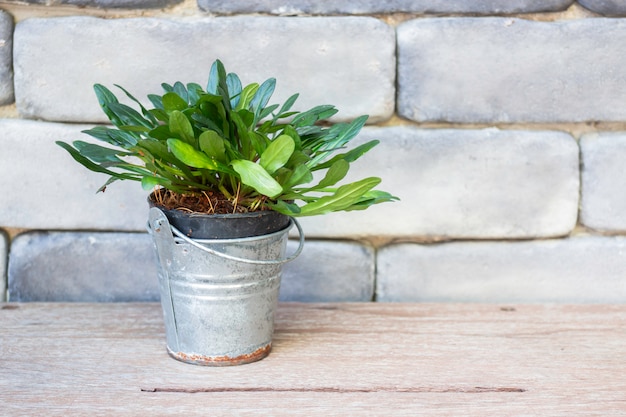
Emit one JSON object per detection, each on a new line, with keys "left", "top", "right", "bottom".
{"left": 165, "top": 216, "right": 305, "bottom": 265}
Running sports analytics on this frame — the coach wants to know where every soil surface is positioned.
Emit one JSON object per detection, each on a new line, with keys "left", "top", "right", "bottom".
{"left": 149, "top": 189, "right": 265, "bottom": 215}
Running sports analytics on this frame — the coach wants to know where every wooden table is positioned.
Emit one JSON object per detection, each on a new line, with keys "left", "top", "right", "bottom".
{"left": 1, "top": 303, "right": 625, "bottom": 416}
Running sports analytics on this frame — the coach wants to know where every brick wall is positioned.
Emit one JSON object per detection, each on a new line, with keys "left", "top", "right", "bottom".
{"left": 1, "top": 0, "right": 626, "bottom": 303}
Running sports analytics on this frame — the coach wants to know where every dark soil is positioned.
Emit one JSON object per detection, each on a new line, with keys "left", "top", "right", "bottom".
{"left": 149, "top": 188, "right": 265, "bottom": 215}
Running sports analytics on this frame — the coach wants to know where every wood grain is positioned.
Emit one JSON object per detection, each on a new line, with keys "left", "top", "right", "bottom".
{"left": 1, "top": 303, "right": 625, "bottom": 416}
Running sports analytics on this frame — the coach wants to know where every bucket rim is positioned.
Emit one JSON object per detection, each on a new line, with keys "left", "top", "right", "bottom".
{"left": 148, "top": 207, "right": 305, "bottom": 265}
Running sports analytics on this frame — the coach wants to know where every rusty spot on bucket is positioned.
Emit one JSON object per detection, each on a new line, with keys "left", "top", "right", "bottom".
{"left": 169, "top": 343, "right": 272, "bottom": 366}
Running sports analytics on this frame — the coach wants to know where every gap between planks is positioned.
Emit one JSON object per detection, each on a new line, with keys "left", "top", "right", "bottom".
{"left": 141, "top": 386, "right": 526, "bottom": 394}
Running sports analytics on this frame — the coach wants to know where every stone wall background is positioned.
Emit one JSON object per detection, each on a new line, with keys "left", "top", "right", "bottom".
{"left": 1, "top": 0, "right": 626, "bottom": 302}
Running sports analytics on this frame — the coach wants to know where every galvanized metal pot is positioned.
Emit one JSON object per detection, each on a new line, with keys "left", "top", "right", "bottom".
{"left": 147, "top": 207, "right": 303, "bottom": 366}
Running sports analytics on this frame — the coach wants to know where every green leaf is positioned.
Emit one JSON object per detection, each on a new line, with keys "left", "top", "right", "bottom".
{"left": 109, "top": 129, "right": 141, "bottom": 148}
{"left": 333, "top": 115, "right": 368, "bottom": 145}
{"left": 267, "top": 200, "right": 301, "bottom": 216}
{"left": 311, "top": 140, "right": 379, "bottom": 171}
{"left": 167, "top": 138, "right": 218, "bottom": 170}
{"left": 236, "top": 109, "right": 255, "bottom": 129}
{"left": 94, "top": 83, "right": 119, "bottom": 106}
{"left": 227, "top": 73, "right": 243, "bottom": 108}
{"left": 56, "top": 141, "right": 138, "bottom": 182}
{"left": 169, "top": 111, "right": 195, "bottom": 145}
{"left": 258, "top": 104, "right": 279, "bottom": 120}
{"left": 199, "top": 130, "right": 227, "bottom": 162}
{"left": 120, "top": 125, "right": 150, "bottom": 133}
{"left": 250, "top": 78, "right": 276, "bottom": 122}
{"left": 148, "top": 94, "right": 164, "bottom": 110}
{"left": 82, "top": 126, "right": 136, "bottom": 148}
{"left": 231, "top": 160, "right": 283, "bottom": 198}
{"left": 206, "top": 60, "right": 224, "bottom": 95}
{"left": 214, "top": 63, "right": 231, "bottom": 111}
{"left": 248, "top": 131, "right": 270, "bottom": 157}
{"left": 253, "top": 78, "right": 276, "bottom": 107}
{"left": 148, "top": 108, "right": 169, "bottom": 123}
{"left": 72, "top": 141, "right": 126, "bottom": 163}
{"left": 162, "top": 92, "right": 188, "bottom": 112}
{"left": 306, "top": 115, "right": 369, "bottom": 166}
{"left": 275, "top": 93, "right": 299, "bottom": 119}
{"left": 106, "top": 102, "right": 153, "bottom": 129}
{"left": 137, "top": 138, "right": 180, "bottom": 166}
{"left": 186, "top": 82, "right": 204, "bottom": 104}
{"left": 281, "top": 163, "right": 313, "bottom": 189}
{"left": 260, "top": 134, "right": 295, "bottom": 174}
{"left": 235, "top": 83, "right": 259, "bottom": 111}
{"left": 297, "top": 177, "right": 381, "bottom": 216}
{"left": 81, "top": 126, "right": 111, "bottom": 141}
{"left": 96, "top": 176, "right": 121, "bottom": 193}
{"left": 283, "top": 126, "right": 302, "bottom": 150}
{"left": 141, "top": 175, "right": 162, "bottom": 191}
{"left": 286, "top": 149, "right": 310, "bottom": 167}
{"left": 147, "top": 125, "right": 173, "bottom": 141}
{"left": 196, "top": 93, "right": 223, "bottom": 105}
{"left": 316, "top": 159, "right": 349, "bottom": 188}
{"left": 343, "top": 190, "right": 399, "bottom": 211}
{"left": 229, "top": 111, "right": 252, "bottom": 156}
{"left": 173, "top": 82, "right": 188, "bottom": 103}
{"left": 192, "top": 111, "right": 223, "bottom": 134}
{"left": 93, "top": 84, "right": 122, "bottom": 125}
{"left": 114, "top": 84, "right": 158, "bottom": 125}
{"left": 292, "top": 105, "right": 337, "bottom": 127}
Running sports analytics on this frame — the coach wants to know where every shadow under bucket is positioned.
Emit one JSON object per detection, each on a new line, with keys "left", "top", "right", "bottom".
{"left": 147, "top": 207, "right": 303, "bottom": 366}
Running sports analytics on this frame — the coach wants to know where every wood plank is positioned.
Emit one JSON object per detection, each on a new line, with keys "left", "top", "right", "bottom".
{"left": 1, "top": 303, "right": 625, "bottom": 416}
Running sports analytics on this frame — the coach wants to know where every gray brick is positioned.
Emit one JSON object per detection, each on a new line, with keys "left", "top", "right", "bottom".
{"left": 0, "top": 119, "right": 148, "bottom": 230}
{"left": 579, "top": 0, "right": 626, "bottom": 15}
{"left": 580, "top": 132, "right": 626, "bottom": 232}
{"left": 398, "top": 18, "right": 626, "bottom": 123}
{"left": 297, "top": 127, "right": 579, "bottom": 239}
{"left": 198, "top": 0, "right": 572, "bottom": 14}
{"left": 280, "top": 240, "right": 375, "bottom": 302}
{"left": 8, "top": 232, "right": 159, "bottom": 302}
{"left": 3, "top": 0, "right": 182, "bottom": 7}
{"left": 0, "top": 230, "right": 7, "bottom": 301}
{"left": 0, "top": 10, "right": 14, "bottom": 105}
{"left": 377, "top": 237, "right": 626, "bottom": 303}
{"left": 14, "top": 16, "right": 394, "bottom": 123}
{"left": 7, "top": 230, "right": 362, "bottom": 302}
{"left": 0, "top": 120, "right": 580, "bottom": 239}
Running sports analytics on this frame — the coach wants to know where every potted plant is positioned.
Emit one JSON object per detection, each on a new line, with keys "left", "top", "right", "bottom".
{"left": 56, "top": 59, "right": 396, "bottom": 366}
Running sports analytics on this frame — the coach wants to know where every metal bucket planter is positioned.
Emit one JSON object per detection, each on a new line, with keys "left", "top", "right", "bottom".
{"left": 147, "top": 207, "right": 304, "bottom": 366}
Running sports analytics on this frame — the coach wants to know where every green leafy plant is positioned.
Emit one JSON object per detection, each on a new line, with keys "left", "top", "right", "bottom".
{"left": 56, "top": 59, "right": 397, "bottom": 217}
